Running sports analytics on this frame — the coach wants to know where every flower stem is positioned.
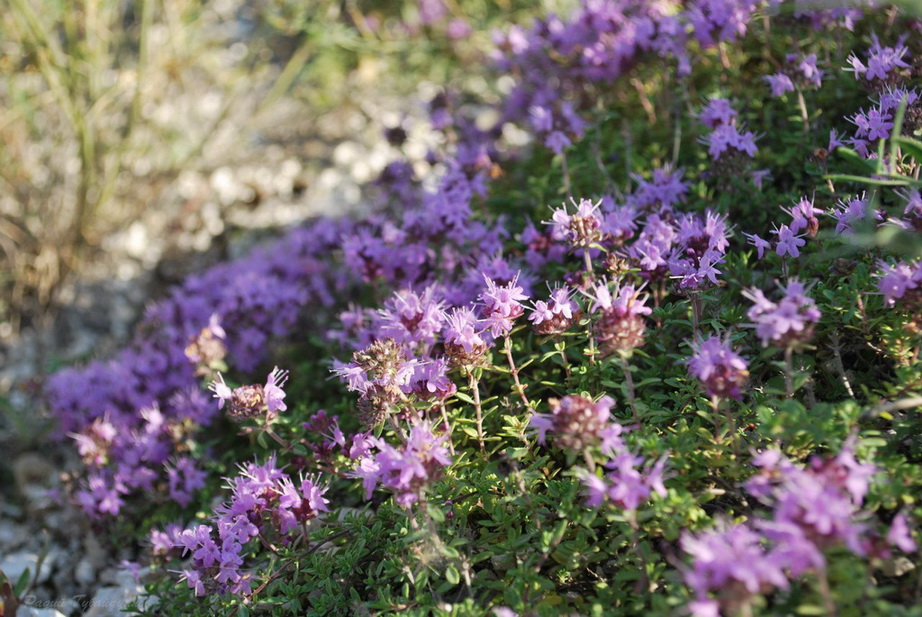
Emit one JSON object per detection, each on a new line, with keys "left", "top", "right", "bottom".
{"left": 797, "top": 88, "right": 810, "bottom": 138}
{"left": 583, "top": 248, "right": 594, "bottom": 278}
{"left": 504, "top": 335, "right": 531, "bottom": 410}
{"left": 555, "top": 337, "right": 572, "bottom": 378}
{"left": 438, "top": 402, "right": 455, "bottom": 455}
{"left": 710, "top": 395, "right": 723, "bottom": 444}
{"left": 690, "top": 291, "right": 702, "bottom": 337}
{"left": 468, "top": 371, "right": 486, "bottom": 455}
{"left": 817, "top": 566, "right": 838, "bottom": 617}
{"left": 784, "top": 346, "right": 795, "bottom": 399}
{"left": 619, "top": 353, "right": 639, "bottom": 423}
{"left": 583, "top": 449, "right": 596, "bottom": 473}
{"left": 561, "top": 151, "right": 572, "bottom": 196}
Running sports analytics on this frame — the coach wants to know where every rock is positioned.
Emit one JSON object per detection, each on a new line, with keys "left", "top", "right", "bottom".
{"left": 83, "top": 535, "right": 108, "bottom": 571}
{"left": 0, "top": 520, "right": 22, "bottom": 550}
{"left": 75, "top": 558, "right": 96, "bottom": 586}
{"left": 13, "top": 453, "right": 56, "bottom": 492}
{"left": 0, "top": 552, "right": 55, "bottom": 585}
{"left": 83, "top": 580, "right": 145, "bottom": 617}
{"left": 19, "top": 608, "right": 67, "bottom": 617}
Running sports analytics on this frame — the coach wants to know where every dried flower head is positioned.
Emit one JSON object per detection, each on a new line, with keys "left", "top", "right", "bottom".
{"left": 185, "top": 314, "right": 227, "bottom": 377}
{"left": 688, "top": 336, "right": 749, "bottom": 400}
{"left": 530, "top": 394, "right": 624, "bottom": 454}
{"left": 209, "top": 367, "right": 289, "bottom": 422}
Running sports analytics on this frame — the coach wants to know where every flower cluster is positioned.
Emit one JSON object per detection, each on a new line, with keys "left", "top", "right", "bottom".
{"left": 579, "top": 452, "right": 668, "bottom": 511}
{"left": 549, "top": 198, "right": 605, "bottom": 251}
{"left": 480, "top": 274, "right": 529, "bottom": 338}
{"left": 333, "top": 338, "right": 417, "bottom": 427}
{"left": 353, "top": 421, "right": 452, "bottom": 508}
{"left": 587, "top": 280, "right": 651, "bottom": 356}
{"left": 683, "top": 443, "right": 915, "bottom": 617}
{"left": 668, "top": 210, "right": 731, "bottom": 290}
{"left": 699, "top": 98, "right": 759, "bottom": 169}
{"left": 530, "top": 394, "right": 624, "bottom": 454}
{"left": 744, "top": 280, "right": 821, "bottom": 348}
{"left": 687, "top": 336, "right": 749, "bottom": 401}
{"left": 175, "top": 457, "right": 328, "bottom": 596}
{"left": 765, "top": 53, "right": 824, "bottom": 97}
{"left": 209, "top": 366, "right": 289, "bottom": 422}
{"left": 527, "top": 287, "right": 581, "bottom": 336}
{"left": 846, "top": 34, "right": 910, "bottom": 87}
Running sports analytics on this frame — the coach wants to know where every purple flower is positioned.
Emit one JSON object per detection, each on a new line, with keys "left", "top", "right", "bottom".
{"left": 333, "top": 338, "right": 418, "bottom": 427}
{"left": 379, "top": 286, "right": 445, "bottom": 351}
{"left": 480, "top": 273, "right": 529, "bottom": 337}
{"left": 887, "top": 513, "right": 917, "bottom": 553}
{"left": 405, "top": 358, "right": 457, "bottom": 400}
{"left": 167, "top": 456, "right": 207, "bottom": 508}
{"left": 668, "top": 210, "right": 731, "bottom": 290}
{"left": 845, "top": 34, "right": 909, "bottom": 84}
{"left": 275, "top": 475, "right": 329, "bottom": 534}
{"left": 765, "top": 73, "right": 795, "bottom": 97}
{"left": 548, "top": 197, "right": 605, "bottom": 249}
{"left": 743, "top": 280, "right": 821, "bottom": 348}
{"left": 796, "top": 53, "right": 824, "bottom": 88}
{"left": 443, "top": 307, "right": 491, "bottom": 368}
{"left": 687, "top": 336, "right": 749, "bottom": 400}
{"left": 587, "top": 280, "right": 650, "bottom": 356}
{"left": 208, "top": 367, "right": 289, "bottom": 421}
{"left": 743, "top": 232, "right": 771, "bottom": 259}
{"left": 772, "top": 224, "right": 806, "bottom": 258}
{"left": 831, "top": 194, "right": 872, "bottom": 233}
{"left": 580, "top": 452, "right": 668, "bottom": 511}
{"left": 530, "top": 394, "right": 624, "bottom": 454}
{"left": 264, "top": 367, "right": 289, "bottom": 415}
{"left": 747, "top": 443, "right": 877, "bottom": 557}
{"left": 681, "top": 521, "right": 789, "bottom": 617}
{"left": 627, "top": 165, "right": 689, "bottom": 213}
{"left": 876, "top": 260, "right": 922, "bottom": 309}
{"left": 353, "top": 421, "right": 452, "bottom": 508}
{"left": 699, "top": 98, "right": 737, "bottom": 129}
{"left": 528, "top": 286, "right": 581, "bottom": 336}
{"left": 703, "top": 123, "right": 758, "bottom": 161}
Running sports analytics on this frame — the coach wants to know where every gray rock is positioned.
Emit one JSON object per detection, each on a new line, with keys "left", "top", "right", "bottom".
{"left": 74, "top": 558, "right": 96, "bottom": 586}
{"left": 83, "top": 535, "right": 108, "bottom": 571}
{"left": 12, "top": 453, "right": 56, "bottom": 492}
{"left": 0, "top": 552, "right": 55, "bottom": 585}
{"left": 19, "top": 608, "right": 67, "bottom": 617}
{"left": 83, "top": 580, "right": 145, "bottom": 617}
{"left": 0, "top": 520, "right": 22, "bottom": 550}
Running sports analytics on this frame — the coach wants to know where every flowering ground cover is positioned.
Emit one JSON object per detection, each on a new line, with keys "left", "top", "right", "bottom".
{"left": 35, "top": 0, "right": 922, "bottom": 615}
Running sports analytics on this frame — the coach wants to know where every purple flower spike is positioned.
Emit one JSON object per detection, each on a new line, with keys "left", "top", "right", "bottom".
{"left": 480, "top": 273, "right": 529, "bottom": 338}
{"left": 876, "top": 260, "right": 922, "bottom": 310}
{"left": 264, "top": 366, "right": 289, "bottom": 415}
{"left": 743, "top": 280, "right": 821, "bottom": 348}
{"left": 681, "top": 521, "right": 789, "bottom": 617}
{"left": 687, "top": 336, "right": 749, "bottom": 400}
{"left": 208, "top": 367, "right": 290, "bottom": 421}
{"left": 530, "top": 394, "right": 625, "bottom": 454}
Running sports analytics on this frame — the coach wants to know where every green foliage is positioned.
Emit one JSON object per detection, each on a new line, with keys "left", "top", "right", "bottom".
{"left": 78, "top": 3, "right": 922, "bottom": 617}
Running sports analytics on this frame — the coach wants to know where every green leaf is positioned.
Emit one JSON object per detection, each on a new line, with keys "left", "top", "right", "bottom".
{"left": 454, "top": 391, "right": 475, "bottom": 405}
{"left": 895, "top": 136, "right": 922, "bottom": 162}
{"left": 14, "top": 567, "right": 30, "bottom": 596}
{"left": 823, "top": 173, "right": 910, "bottom": 187}
{"left": 445, "top": 565, "right": 460, "bottom": 585}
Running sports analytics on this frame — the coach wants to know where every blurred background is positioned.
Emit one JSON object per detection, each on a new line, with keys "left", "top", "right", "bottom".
{"left": 0, "top": 0, "right": 570, "bottom": 434}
